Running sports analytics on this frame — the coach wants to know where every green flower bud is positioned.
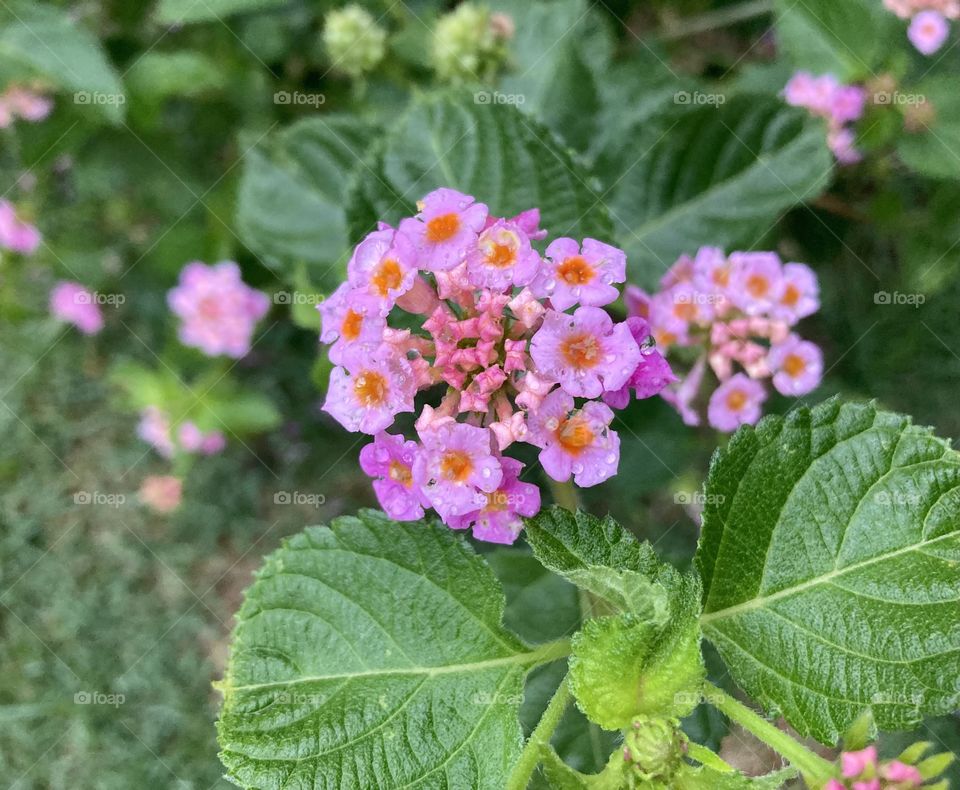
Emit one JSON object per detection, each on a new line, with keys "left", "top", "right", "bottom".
{"left": 323, "top": 5, "right": 386, "bottom": 79}
{"left": 432, "top": 3, "right": 511, "bottom": 83}
{"left": 622, "top": 716, "right": 686, "bottom": 783}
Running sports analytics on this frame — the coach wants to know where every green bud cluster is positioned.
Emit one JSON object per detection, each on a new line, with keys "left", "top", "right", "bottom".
{"left": 323, "top": 5, "right": 387, "bottom": 79}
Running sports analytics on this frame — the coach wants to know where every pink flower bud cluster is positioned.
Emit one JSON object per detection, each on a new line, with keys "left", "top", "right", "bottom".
{"left": 783, "top": 72, "right": 868, "bottom": 164}
{"left": 49, "top": 281, "right": 104, "bottom": 335}
{"left": 319, "top": 188, "right": 674, "bottom": 544}
{"left": 136, "top": 406, "right": 227, "bottom": 459}
{"left": 0, "top": 85, "right": 52, "bottom": 129}
{"left": 627, "top": 247, "right": 823, "bottom": 433}
{"left": 885, "top": 0, "right": 956, "bottom": 52}
{"left": 0, "top": 199, "right": 41, "bottom": 255}
{"left": 167, "top": 261, "right": 270, "bottom": 359}
{"left": 826, "top": 745, "right": 924, "bottom": 789}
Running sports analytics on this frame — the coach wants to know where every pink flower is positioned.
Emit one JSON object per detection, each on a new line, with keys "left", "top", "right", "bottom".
{"left": 139, "top": 475, "right": 183, "bottom": 514}
{"left": 841, "top": 746, "right": 878, "bottom": 779}
{"left": 137, "top": 407, "right": 175, "bottom": 458}
{"left": 448, "top": 458, "right": 541, "bottom": 544}
{"left": 535, "top": 237, "right": 626, "bottom": 310}
{"left": 707, "top": 373, "right": 767, "bottom": 431}
{"left": 530, "top": 307, "right": 641, "bottom": 398}
{"left": 318, "top": 283, "right": 387, "bottom": 365}
{"left": 909, "top": 10, "right": 951, "bottom": 53}
{"left": 49, "top": 281, "right": 104, "bottom": 335}
{"left": 398, "top": 188, "right": 488, "bottom": 271}
{"left": 824, "top": 782, "right": 845, "bottom": 790}
{"left": 178, "top": 421, "right": 227, "bottom": 455}
{"left": 527, "top": 390, "right": 620, "bottom": 487}
{"left": 729, "top": 252, "right": 785, "bottom": 315}
{"left": 359, "top": 432, "right": 427, "bottom": 521}
{"left": 602, "top": 317, "right": 676, "bottom": 408}
{"left": 880, "top": 760, "right": 922, "bottom": 785}
{"left": 323, "top": 350, "right": 415, "bottom": 434}
{"left": 692, "top": 246, "right": 733, "bottom": 296}
{"left": 413, "top": 422, "right": 503, "bottom": 520}
{"left": 0, "top": 199, "right": 41, "bottom": 255}
{"left": 830, "top": 85, "right": 868, "bottom": 125}
{"left": 852, "top": 781, "right": 880, "bottom": 790}
{"left": 466, "top": 219, "right": 540, "bottom": 289}
{"left": 772, "top": 263, "right": 819, "bottom": 323}
{"left": 167, "top": 261, "right": 270, "bottom": 358}
{"left": 348, "top": 226, "right": 418, "bottom": 305}
{"left": 784, "top": 71, "right": 840, "bottom": 117}
{"left": 828, "top": 127, "right": 863, "bottom": 165}
{"left": 769, "top": 335, "right": 823, "bottom": 396}
{"left": 662, "top": 355, "right": 707, "bottom": 427}
{"left": 0, "top": 86, "right": 52, "bottom": 127}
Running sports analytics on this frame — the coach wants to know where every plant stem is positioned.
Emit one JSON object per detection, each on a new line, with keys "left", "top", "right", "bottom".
{"left": 547, "top": 478, "right": 581, "bottom": 512}
{"left": 702, "top": 683, "right": 837, "bottom": 784}
{"left": 507, "top": 675, "right": 572, "bottom": 790}
{"left": 686, "top": 741, "right": 736, "bottom": 773}
{"left": 659, "top": 0, "right": 773, "bottom": 41}
{"left": 523, "top": 638, "right": 572, "bottom": 668}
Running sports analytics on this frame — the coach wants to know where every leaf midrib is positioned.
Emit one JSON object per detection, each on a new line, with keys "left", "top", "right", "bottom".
{"left": 699, "top": 530, "right": 958, "bottom": 626}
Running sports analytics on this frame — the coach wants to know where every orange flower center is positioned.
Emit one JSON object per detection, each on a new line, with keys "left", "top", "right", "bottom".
{"left": 781, "top": 283, "right": 800, "bottom": 307}
{"left": 557, "top": 415, "right": 595, "bottom": 455}
{"left": 561, "top": 333, "right": 600, "bottom": 369}
{"left": 353, "top": 371, "right": 388, "bottom": 407}
{"left": 486, "top": 242, "right": 516, "bottom": 268}
{"left": 783, "top": 353, "right": 806, "bottom": 378}
{"left": 388, "top": 460, "right": 413, "bottom": 488}
{"left": 655, "top": 329, "right": 677, "bottom": 347}
{"left": 673, "top": 301, "right": 698, "bottom": 322}
{"left": 746, "top": 274, "right": 770, "bottom": 298}
{"left": 712, "top": 267, "right": 731, "bottom": 288}
{"left": 425, "top": 213, "right": 461, "bottom": 243}
{"left": 341, "top": 309, "right": 364, "bottom": 341}
{"left": 726, "top": 389, "right": 748, "bottom": 411}
{"left": 557, "top": 256, "right": 595, "bottom": 285}
{"left": 372, "top": 259, "right": 403, "bottom": 297}
{"left": 439, "top": 450, "right": 473, "bottom": 482}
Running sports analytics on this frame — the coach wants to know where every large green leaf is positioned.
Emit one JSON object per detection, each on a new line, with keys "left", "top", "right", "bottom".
{"left": 0, "top": 0, "right": 125, "bottom": 121}
{"left": 346, "top": 92, "right": 613, "bottom": 243}
{"left": 217, "top": 511, "right": 562, "bottom": 788}
{"left": 236, "top": 115, "right": 378, "bottom": 285}
{"left": 697, "top": 399, "right": 960, "bottom": 744}
{"left": 898, "top": 76, "right": 960, "bottom": 182}
{"left": 154, "top": 0, "right": 288, "bottom": 25}
{"left": 607, "top": 95, "right": 831, "bottom": 287}
{"left": 772, "top": 0, "right": 896, "bottom": 81}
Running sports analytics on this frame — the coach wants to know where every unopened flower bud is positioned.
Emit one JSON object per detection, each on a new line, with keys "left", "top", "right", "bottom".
{"left": 323, "top": 5, "right": 387, "bottom": 79}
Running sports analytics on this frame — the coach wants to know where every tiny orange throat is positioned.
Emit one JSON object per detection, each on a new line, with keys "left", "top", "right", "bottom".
{"left": 746, "top": 274, "right": 769, "bottom": 298}
{"left": 485, "top": 242, "right": 516, "bottom": 268}
{"left": 341, "top": 309, "right": 364, "bottom": 341}
{"left": 439, "top": 451, "right": 473, "bottom": 482}
{"left": 726, "top": 389, "right": 748, "bottom": 411}
{"left": 781, "top": 283, "right": 800, "bottom": 307}
{"left": 561, "top": 333, "right": 600, "bottom": 369}
{"left": 372, "top": 259, "right": 403, "bottom": 297}
{"left": 353, "top": 371, "right": 388, "bottom": 407}
{"left": 425, "top": 213, "right": 461, "bottom": 243}
{"left": 388, "top": 460, "right": 413, "bottom": 487}
{"left": 557, "top": 416, "right": 595, "bottom": 455}
{"left": 557, "top": 256, "right": 595, "bottom": 285}
{"left": 783, "top": 353, "right": 806, "bottom": 378}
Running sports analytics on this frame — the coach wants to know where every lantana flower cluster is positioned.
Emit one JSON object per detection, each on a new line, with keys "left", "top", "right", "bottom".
{"left": 627, "top": 247, "right": 822, "bottom": 432}
{"left": 167, "top": 261, "right": 270, "bottom": 359}
{"left": 0, "top": 199, "right": 41, "bottom": 255}
{"left": 49, "top": 281, "right": 104, "bottom": 335}
{"left": 137, "top": 406, "right": 227, "bottom": 459}
{"left": 784, "top": 72, "right": 868, "bottom": 164}
{"left": 883, "top": 0, "right": 956, "bottom": 54}
{"left": 319, "top": 188, "right": 673, "bottom": 544}
{"left": 0, "top": 84, "right": 52, "bottom": 129}
{"left": 826, "top": 744, "right": 946, "bottom": 789}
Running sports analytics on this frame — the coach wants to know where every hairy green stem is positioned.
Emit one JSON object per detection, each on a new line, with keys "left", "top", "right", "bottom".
{"left": 523, "top": 638, "right": 572, "bottom": 668}
{"left": 507, "top": 675, "right": 572, "bottom": 790}
{"left": 686, "top": 741, "right": 737, "bottom": 773}
{"left": 660, "top": 0, "right": 773, "bottom": 40}
{"left": 703, "top": 682, "right": 837, "bottom": 784}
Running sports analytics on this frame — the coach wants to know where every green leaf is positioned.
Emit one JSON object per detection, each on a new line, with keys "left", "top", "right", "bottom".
{"left": 607, "top": 95, "right": 831, "bottom": 287}
{"left": 125, "top": 51, "right": 227, "bottom": 101}
{"left": 346, "top": 92, "right": 613, "bottom": 243}
{"left": 236, "top": 115, "right": 379, "bottom": 285}
{"left": 772, "top": 0, "right": 896, "bottom": 81}
{"left": 154, "top": 0, "right": 287, "bottom": 25}
{"left": 0, "top": 0, "right": 125, "bottom": 121}
{"left": 697, "top": 399, "right": 960, "bottom": 744}
{"left": 569, "top": 570, "right": 705, "bottom": 729}
{"left": 898, "top": 76, "right": 960, "bottom": 181}
{"left": 524, "top": 506, "right": 669, "bottom": 617}
{"left": 217, "top": 511, "right": 564, "bottom": 788}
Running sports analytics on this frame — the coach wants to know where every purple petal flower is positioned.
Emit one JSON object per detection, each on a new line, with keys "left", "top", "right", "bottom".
{"left": 772, "top": 262, "right": 819, "bottom": 323}
{"left": 466, "top": 219, "right": 541, "bottom": 289}
{"left": 49, "top": 281, "right": 104, "bottom": 335}
{"left": 728, "top": 252, "right": 785, "bottom": 315}
{"left": 530, "top": 307, "right": 641, "bottom": 398}
{"left": 602, "top": 316, "right": 677, "bottom": 408}
{"left": 323, "top": 350, "right": 415, "bottom": 434}
{"left": 0, "top": 200, "right": 41, "bottom": 255}
{"left": 347, "top": 226, "right": 418, "bottom": 305}
{"left": 534, "top": 237, "right": 626, "bottom": 310}
{"left": 909, "top": 10, "right": 950, "bottom": 55}
{"left": 318, "top": 283, "right": 387, "bottom": 365}
{"left": 707, "top": 373, "right": 767, "bottom": 432}
{"left": 137, "top": 406, "right": 175, "bottom": 458}
{"left": 446, "top": 458, "right": 541, "bottom": 544}
{"left": 769, "top": 335, "right": 823, "bottom": 396}
{"left": 397, "top": 188, "right": 488, "bottom": 271}
{"left": 359, "top": 432, "right": 427, "bottom": 521}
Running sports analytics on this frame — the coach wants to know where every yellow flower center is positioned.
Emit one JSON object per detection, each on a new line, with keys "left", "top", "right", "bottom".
{"left": 781, "top": 283, "right": 800, "bottom": 307}
{"left": 557, "top": 415, "right": 595, "bottom": 455}
{"left": 341, "top": 309, "right": 364, "bottom": 341}
{"left": 372, "top": 259, "right": 403, "bottom": 297}
{"left": 425, "top": 213, "right": 461, "bottom": 243}
{"left": 560, "top": 333, "right": 600, "bottom": 369}
{"left": 726, "top": 389, "right": 748, "bottom": 411}
{"left": 783, "top": 353, "right": 806, "bottom": 378}
{"left": 353, "top": 371, "right": 388, "bottom": 407}
{"left": 439, "top": 450, "right": 473, "bottom": 482}
{"left": 557, "top": 256, "right": 595, "bottom": 286}
{"left": 746, "top": 274, "right": 770, "bottom": 298}
{"left": 388, "top": 460, "right": 413, "bottom": 487}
